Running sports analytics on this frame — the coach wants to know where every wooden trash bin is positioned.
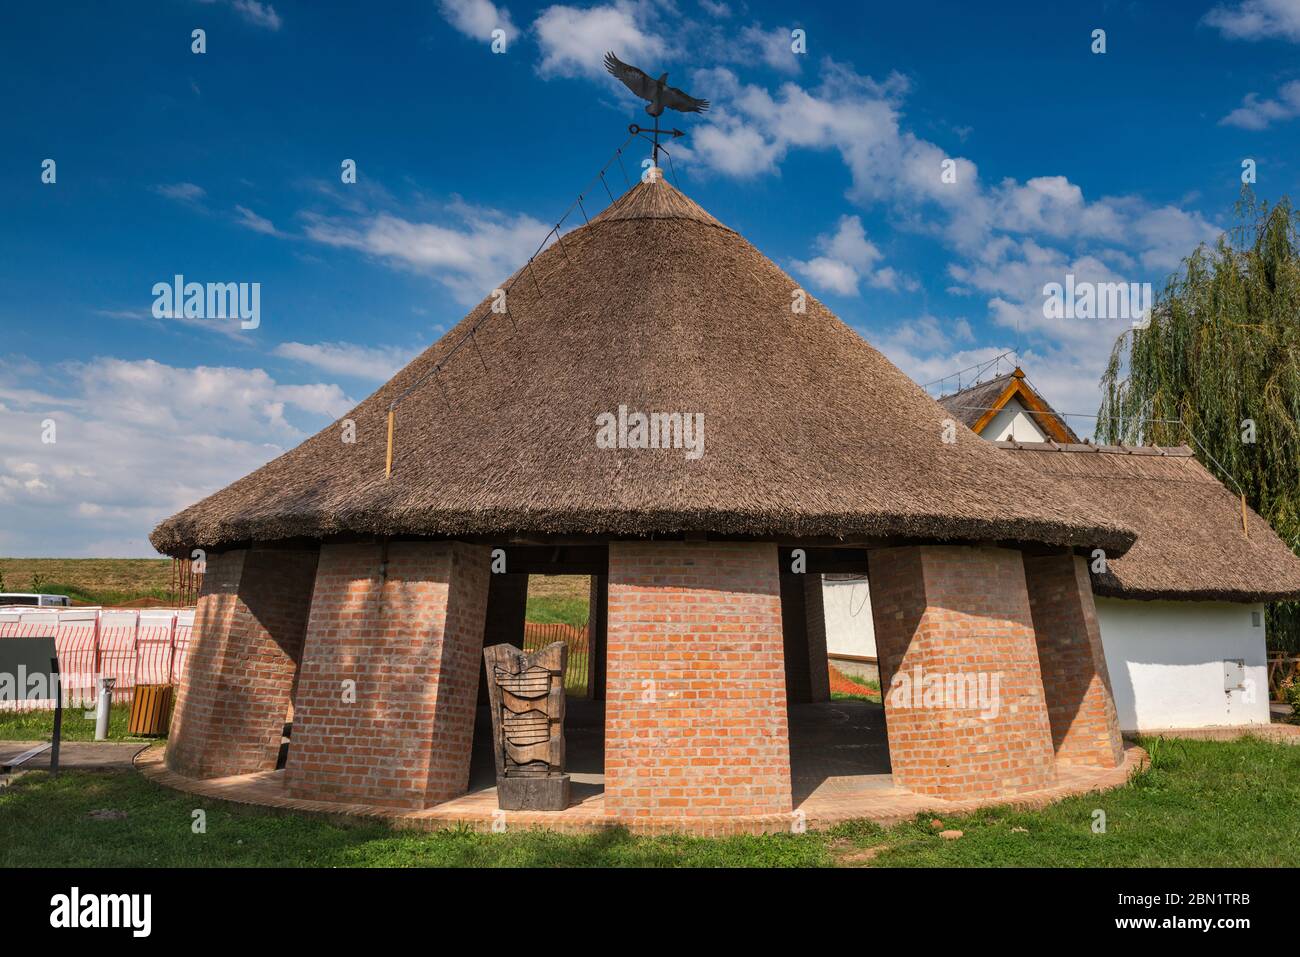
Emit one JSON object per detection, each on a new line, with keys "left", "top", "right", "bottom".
{"left": 128, "top": 684, "right": 174, "bottom": 736}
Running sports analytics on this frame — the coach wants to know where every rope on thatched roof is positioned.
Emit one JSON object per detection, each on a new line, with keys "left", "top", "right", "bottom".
{"left": 383, "top": 134, "right": 640, "bottom": 478}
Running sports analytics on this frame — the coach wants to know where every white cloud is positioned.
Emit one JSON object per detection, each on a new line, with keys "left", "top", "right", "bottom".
{"left": 438, "top": 0, "right": 518, "bottom": 44}
{"left": 274, "top": 341, "right": 418, "bottom": 381}
{"left": 1220, "top": 79, "right": 1300, "bottom": 128}
{"left": 1129, "top": 205, "right": 1222, "bottom": 272}
{"left": 233, "top": 0, "right": 281, "bottom": 29}
{"left": 1204, "top": 0, "right": 1300, "bottom": 42}
{"left": 199, "top": 0, "right": 282, "bottom": 31}
{"left": 234, "top": 204, "right": 282, "bottom": 236}
{"left": 302, "top": 203, "right": 552, "bottom": 306}
{"left": 153, "top": 182, "right": 206, "bottom": 203}
{"left": 534, "top": 2, "right": 666, "bottom": 79}
{"left": 790, "top": 215, "right": 914, "bottom": 296}
{"left": 739, "top": 25, "right": 802, "bottom": 75}
{"left": 0, "top": 357, "right": 350, "bottom": 557}
{"left": 675, "top": 57, "right": 1223, "bottom": 417}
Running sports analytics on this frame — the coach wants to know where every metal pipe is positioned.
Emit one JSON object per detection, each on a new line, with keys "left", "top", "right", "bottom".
{"left": 95, "top": 677, "right": 116, "bottom": 741}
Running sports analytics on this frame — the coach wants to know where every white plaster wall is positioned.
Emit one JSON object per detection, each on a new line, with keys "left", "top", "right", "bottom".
{"left": 984, "top": 397, "right": 1048, "bottom": 441}
{"left": 821, "top": 576, "right": 876, "bottom": 659}
{"left": 1096, "top": 598, "right": 1270, "bottom": 731}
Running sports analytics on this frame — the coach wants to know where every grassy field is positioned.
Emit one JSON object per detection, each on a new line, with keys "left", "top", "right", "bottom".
{"left": 525, "top": 575, "right": 589, "bottom": 627}
{"left": 0, "top": 558, "right": 173, "bottom": 605}
{"left": 0, "top": 704, "right": 149, "bottom": 743}
{"left": 1, "top": 736, "right": 1296, "bottom": 867}
{"left": 0, "top": 559, "right": 589, "bottom": 616}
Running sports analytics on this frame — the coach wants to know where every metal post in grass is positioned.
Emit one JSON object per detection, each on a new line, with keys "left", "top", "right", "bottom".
{"left": 94, "top": 677, "right": 115, "bottom": 741}
{"left": 49, "top": 655, "right": 62, "bottom": 774}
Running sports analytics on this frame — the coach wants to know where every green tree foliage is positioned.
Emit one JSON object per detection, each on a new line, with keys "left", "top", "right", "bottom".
{"left": 1098, "top": 192, "right": 1300, "bottom": 652}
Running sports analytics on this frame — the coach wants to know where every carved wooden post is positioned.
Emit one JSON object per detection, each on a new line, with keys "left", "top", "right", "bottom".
{"left": 483, "top": 641, "right": 570, "bottom": 811}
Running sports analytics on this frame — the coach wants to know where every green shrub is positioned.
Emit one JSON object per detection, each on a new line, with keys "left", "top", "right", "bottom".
{"left": 1284, "top": 678, "right": 1300, "bottom": 717}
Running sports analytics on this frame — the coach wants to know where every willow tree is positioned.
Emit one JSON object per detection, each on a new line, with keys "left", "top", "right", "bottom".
{"left": 1098, "top": 191, "right": 1300, "bottom": 652}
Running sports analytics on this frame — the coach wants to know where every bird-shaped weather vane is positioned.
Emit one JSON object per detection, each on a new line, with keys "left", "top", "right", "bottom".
{"left": 604, "top": 51, "right": 709, "bottom": 170}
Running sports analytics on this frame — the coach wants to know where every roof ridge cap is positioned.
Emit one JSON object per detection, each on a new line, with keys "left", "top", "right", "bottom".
{"left": 998, "top": 439, "right": 1196, "bottom": 456}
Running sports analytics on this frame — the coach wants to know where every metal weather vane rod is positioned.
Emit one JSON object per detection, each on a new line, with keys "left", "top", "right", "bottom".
{"left": 604, "top": 50, "right": 708, "bottom": 167}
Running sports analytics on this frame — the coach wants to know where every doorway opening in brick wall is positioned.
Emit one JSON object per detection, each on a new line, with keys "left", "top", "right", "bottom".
{"left": 465, "top": 546, "right": 608, "bottom": 804}
{"left": 779, "top": 547, "right": 893, "bottom": 806}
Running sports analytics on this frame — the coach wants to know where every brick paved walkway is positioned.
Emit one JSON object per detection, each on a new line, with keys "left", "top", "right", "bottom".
{"left": 137, "top": 699, "right": 1148, "bottom": 834}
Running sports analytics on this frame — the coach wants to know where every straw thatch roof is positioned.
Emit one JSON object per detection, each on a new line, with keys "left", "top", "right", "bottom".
{"left": 150, "top": 178, "right": 1136, "bottom": 556}
{"left": 938, "top": 368, "right": 1080, "bottom": 443}
{"left": 1000, "top": 440, "right": 1300, "bottom": 601}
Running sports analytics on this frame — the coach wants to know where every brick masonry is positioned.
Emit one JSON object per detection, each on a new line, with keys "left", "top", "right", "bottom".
{"left": 803, "top": 575, "right": 831, "bottom": 702}
{"left": 604, "top": 541, "right": 792, "bottom": 820}
{"left": 478, "top": 573, "right": 528, "bottom": 704}
{"left": 283, "top": 541, "right": 489, "bottom": 810}
{"left": 869, "top": 545, "right": 1057, "bottom": 799}
{"left": 779, "top": 574, "right": 831, "bottom": 703}
{"left": 589, "top": 574, "right": 608, "bottom": 701}
{"left": 166, "top": 546, "right": 319, "bottom": 779}
{"left": 1024, "top": 552, "right": 1124, "bottom": 768}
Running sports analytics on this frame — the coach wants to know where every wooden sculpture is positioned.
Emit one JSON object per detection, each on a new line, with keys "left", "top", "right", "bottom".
{"left": 483, "top": 641, "right": 570, "bottom": 811}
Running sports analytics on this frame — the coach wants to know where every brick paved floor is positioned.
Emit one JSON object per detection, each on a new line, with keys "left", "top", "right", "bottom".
{"left": 138, "top": 698, "right": 1147, "bottom": 835}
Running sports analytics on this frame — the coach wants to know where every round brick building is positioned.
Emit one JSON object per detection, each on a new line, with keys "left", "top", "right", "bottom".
{"left": 150, "top": 177, "right": 1139, "bottom": 830}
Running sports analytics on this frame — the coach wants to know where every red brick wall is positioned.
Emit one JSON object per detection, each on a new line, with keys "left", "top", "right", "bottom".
{"left": 870, "top": 545, "right": 1057, "bottom": 798}
{"left": 803, "top": 575, "right": 831, "bottom": 702}
{"left": 478, "top": 573, "right": 528, "bottom": 704}
{"left": 780, "top": 574, "right": 812, "bottom": 702}
{"left": 604, "top": 541, "right": 792, "bottom": 820}
{"left": 166, "top": 546, "right": 319, "bottom": 779}
{"left": 588, "top": 574, "right": 607, "bottom": 701}
{"left": 1024, "top": 552, "right": 1123, "bottom": 768}
{"left": 779, "top": 574, "right": 830, "bottom": 703}
{"left": 284, "top": 541, "right": 489, "bottom": 809}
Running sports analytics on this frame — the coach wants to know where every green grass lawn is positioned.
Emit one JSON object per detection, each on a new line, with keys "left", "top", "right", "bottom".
{"left": 0, "top": 704, "right": 156, "bottom": 743}
{"left": 2, "top": 735, "right": 1297, "bottom": 867}
{"left": 0, "top": 762, "right": 825, "bottom": 867}
{"left": 525, "top": 594, "right": 589, "bottom": 627}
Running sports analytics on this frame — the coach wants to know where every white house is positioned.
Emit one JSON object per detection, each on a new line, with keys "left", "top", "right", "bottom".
{"left": 821, "top": 367, "right": 1300, "bottom": 732}
{"left": 1001, "top": 439, "right": 1294, "bottom": 730}
{"left": 822, "top": 574, "right": 877, "bottom": 680}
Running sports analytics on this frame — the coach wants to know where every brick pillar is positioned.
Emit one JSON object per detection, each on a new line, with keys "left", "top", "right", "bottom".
{"left": 780, "top": 575, "right": 811, "bottom": 702}
{"left": 803, "top": 575, "right": 831, "bottom": 702}
{"left": 870, "top": 545, "right": 1057, "bottom": 799}
{"left": 1024, "top": 552, "right": 1124, "bottom": 768}
{"left": 166, "top": 546, "right": 318, "bottom": 779}
{"left": 284, "top": 541, "right": 489, "bottom": 809}
{"left": 781, "top": 575, "right": 833, "bottom": 704}
{"left": 604, "top": 541, "right": 791, "bottom": 820}
{"left": 589, "top": 574, "right": 607, "bottom": 701}
{"left": 478, "top": 573, "right": 528, "bottom": 704}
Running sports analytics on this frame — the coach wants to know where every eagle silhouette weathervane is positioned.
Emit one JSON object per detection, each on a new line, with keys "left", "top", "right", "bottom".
{"left": 604, "top": 51, "right": 709, "bottom": 170}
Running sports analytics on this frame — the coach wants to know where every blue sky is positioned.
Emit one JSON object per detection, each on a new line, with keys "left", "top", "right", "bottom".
{"left": 3, "top": 0, "right": 1299, "bottom": 556}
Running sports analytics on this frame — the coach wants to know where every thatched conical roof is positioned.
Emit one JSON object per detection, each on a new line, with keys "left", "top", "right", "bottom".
{"left": 151, "top": 178, "right": 1136, "bottom": 555}
{"left": 1000, "top": 440, "right": 1300, "bottom": 601}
